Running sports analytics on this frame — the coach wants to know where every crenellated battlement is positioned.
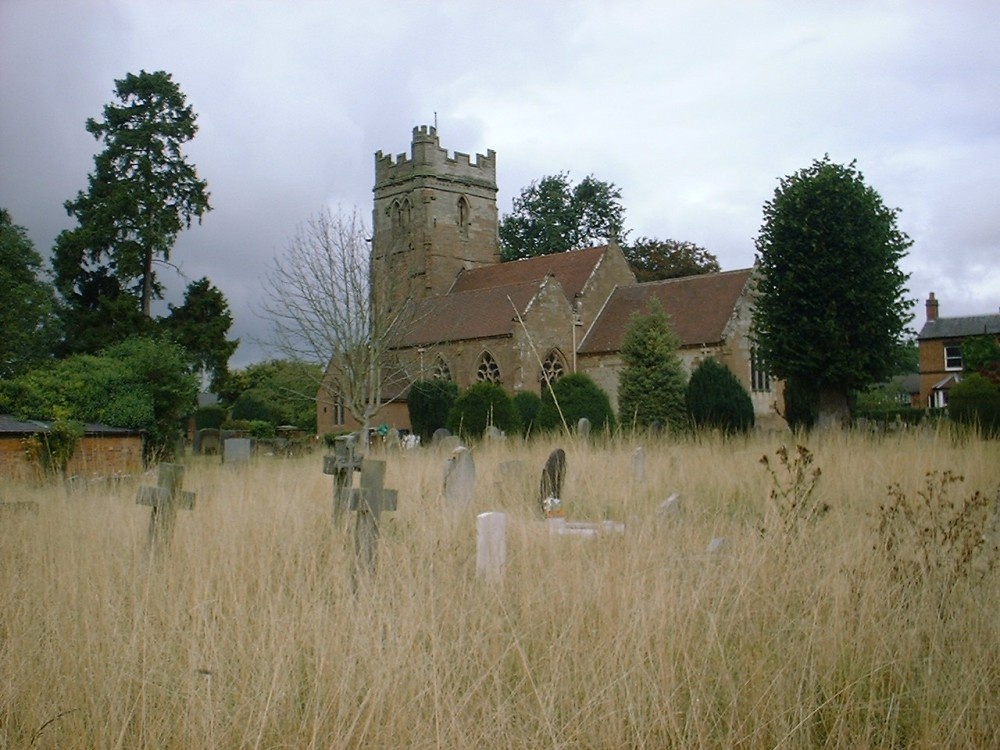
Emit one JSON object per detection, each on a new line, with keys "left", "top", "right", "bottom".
{"left": 375, "top": 125, "right": 496, "bottom": 187}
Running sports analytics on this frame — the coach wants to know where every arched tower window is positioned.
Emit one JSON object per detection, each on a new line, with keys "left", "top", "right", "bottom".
{"left": 400, "top": 197, "right": 412, "bottom": 227}
{"left": 476, "top": 351, "right": 501, "bottom": 384}
{"left": 540, "top": 350, "right": 566, "bottom": 386}
{"left": 390, "top": 199, "right": 401, "bottom": 226}
{"left": 433, "top": 355, "right": 452, "bottom": 381}
{"left": 457, "top": 195, "right": 471, "bottom": 238}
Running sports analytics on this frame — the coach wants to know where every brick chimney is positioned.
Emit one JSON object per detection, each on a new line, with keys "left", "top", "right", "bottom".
{"left": 926, "top": 292, "right": 939, "bottom": 322}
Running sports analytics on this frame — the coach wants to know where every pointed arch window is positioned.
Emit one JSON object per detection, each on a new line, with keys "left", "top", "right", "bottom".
{"left": 541, "top": 350, "right": 566, "bottom": 386}
{"left": 433, "top": 355, "right": 452, "bottom": 381}
{"left": 400, "top": 197, "right": 412, "bottom": 227}
{"left": 476, "top": 351, "right": 501, "bottom": 384}
{"left": 457, "top": 195, "right": 471, "bottom": 237}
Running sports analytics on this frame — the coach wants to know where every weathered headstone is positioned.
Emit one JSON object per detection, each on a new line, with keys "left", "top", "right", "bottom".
{"left": 223, "top": 437, "right": 252, "bottom": 464}
{"left": 540, "top": 448, "right": 566, "bottom": 517}
{"left": 438, "top": 434, "right": 463, "bottom": 453}
{"left": 384, "top": 427, "right": 401, "bottom": 450}
{"left": 649, "top": 421, "right": 663, "bottom": 437}
{"left": 197, "top": 428, "right": 221, "bottom": 456}
{"left": 476, "top": 511, "right": 506, "bottom": 581}
{"left": 576, "top": 417, "right": 591, "bottom": 438}
{"left": 632, "top": 446, "right": 646, "bottom": 483}
{"left": 350, "top": 458, "right": 398, "bottom": 581}
{"left": 706, "top": 537, "right": 728, "bottom": 554}
{"left": 136, "top": 463, "right": 195, "bottom": 559}
{"left": 484, "top": 425, "right": 504, "bottom": 442}
{"left": 323, "top": 434, "right": 361, "bottom": 523}
{"left": 443, "top": 447, "right": 476, "bottom": 508}
{"left": 432, "top": 427, "right": 451, "bottom": 444}
{"left": 657, "top": 493, "right": 681, "bottom": 517}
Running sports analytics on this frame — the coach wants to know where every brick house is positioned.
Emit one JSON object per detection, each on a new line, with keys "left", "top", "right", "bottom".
{"left": 917, "top": 292, "right": 1000, "bottom": 408}
{"left": 317, "top": 126, "right": 778, "bottom": 434}
{"left": 0, "top": 414, "right": 144, "bottom": 481}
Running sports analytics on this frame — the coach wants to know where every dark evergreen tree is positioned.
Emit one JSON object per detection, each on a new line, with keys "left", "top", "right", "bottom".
{"left": 536, "top": 373, "right": 616, "bottom": 433}
{"left": 408, "top": 379, "right": 459, "bottom": 442}
{"left": 617, "top": 299, "right": 688, "bottom": 430}
{"left": 162, "top": 277, "right": 239, "bottom": 393}
{"left": 446, "top": 382, "right": 521, "bottom": 440}
{"left": 513, "top": 391, "right": 542, "bottom": 437}
{"left": 685, "top": 358, "right": 754, "bottom": 434}
{"left": 752, "top": 156, "right": 913, "bottom": 428}
{"left": 53, "top": 70, "right": 211, "bottom": 328}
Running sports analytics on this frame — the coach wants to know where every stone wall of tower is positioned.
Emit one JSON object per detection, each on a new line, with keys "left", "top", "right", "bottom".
{"left": 372, "top": 126, "right": 499, "bottom": 309}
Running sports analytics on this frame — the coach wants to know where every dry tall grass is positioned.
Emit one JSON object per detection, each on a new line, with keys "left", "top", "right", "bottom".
{"left": 2, "top": 429, "right": 998, "bottom": 748}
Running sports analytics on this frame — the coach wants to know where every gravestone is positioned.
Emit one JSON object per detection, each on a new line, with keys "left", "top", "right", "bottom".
{"left": 484, "top": 425, "right": 504, "bottom": 442}
{"left": 438, "top": 435, "right": 463, "bottom": 453}
{"left": 136, "top": 463, "right": 195, "bottom": 560}
{"left": 649, "top": 421, "right": 663, "bottom": 437}
{"left": 323, "top": 434, "right": 361, "bottom": 523}
{"left": 432, "top": 427, "right": 451, "bottom": 444}
{"left": 576, "top": 417, "right": 591, "bottom": 437}
{"left": 476, "top": 511, "right": 507, "bottom": 581}
{"left": 224, "top": 437, "right": 252, "bottom": 464}
{"left": 384, "top": 427, "right": 401, "bottom": 450}
{"left": 657, "top": 493, "right": 681, "bottom": 517}
{"left": 350, "top": 458, "right": 398, "bottom": 582}
{"left": 706, "top": 537, "right": 728, "bottom": 554}
{"left": 539, "top": 448, "right": 566, "bottom": 518}
{"left": 443, "top": 447, "right": 476, "bottom": 508}
{"left": 197, "top": 428, "right": 221, "bottom": 456}
{"left": 632, "top": 446, "right": 646, "bottom": 482}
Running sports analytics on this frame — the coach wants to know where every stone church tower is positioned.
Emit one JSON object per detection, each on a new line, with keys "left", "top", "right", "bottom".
{"left": 371, "top": 126, "right": 499, "bottom": 311}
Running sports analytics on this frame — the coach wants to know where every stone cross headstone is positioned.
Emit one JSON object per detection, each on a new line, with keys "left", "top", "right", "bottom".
{"left": 323, "top": 434, "right": 361, "bottom": 524}
{"left": 136, "top": 463, "right": 195, "bottom": 559}
{"left": 540, "top": 448, "right": 566, "bottom": 517}
{"left": 224, "top": 437, "right": 252, "bottom": 464}
{"left": 476, "top": 511, "right": 507, "bottom": 581}
{"left": 632, "top": 446, "right": 646, "bottom": 483}
{"left": 443, "top": 447, "right": 476, "bottom": 508}
{"left": 576, "top": 417, "right": 591, "bottom": 437}
{"left": 350, "top": 458, "right": 398, "bottom": 581}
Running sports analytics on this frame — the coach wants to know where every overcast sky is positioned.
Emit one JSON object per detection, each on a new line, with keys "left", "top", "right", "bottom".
{"left": 2, "top": 1, "right": 998, "bottom": 367}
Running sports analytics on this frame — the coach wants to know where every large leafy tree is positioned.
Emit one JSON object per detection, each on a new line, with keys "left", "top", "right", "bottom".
{"left": 752, "top": 156, "right": 913, "bottom": 428}
{"left": 0, "top": 336, "right": 197, "bottom": 461}
{"left": 0, "top": 208, "right": 60, "bottom": 377}
{"left": 617, "top": 299, "right": 688, "bottom": 430}
{"left": 161, "top": 277, "right": 238, "bottom": 393}
{"left": 53, "top": 70, "right": 211, "bottom": 323}
{"left": 499, "top": 172, "right": 627, "bottom": 261}
{"left": 623, "top": 237, "right": 720, "bottom": 282}
{"left": 221, "top": 359, "right": 321, "bottom": 429}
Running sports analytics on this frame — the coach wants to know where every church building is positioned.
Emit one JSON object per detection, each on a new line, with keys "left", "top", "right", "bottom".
{"left": 317, "top": 126, "right": 778, "bottom": 435}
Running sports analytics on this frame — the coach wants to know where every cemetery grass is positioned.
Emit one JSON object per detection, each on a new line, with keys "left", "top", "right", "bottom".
{"left": 2, "top": 429, "right": 998, "bottom": 749}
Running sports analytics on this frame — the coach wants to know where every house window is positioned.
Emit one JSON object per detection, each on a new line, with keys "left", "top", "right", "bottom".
{"left": 476, "top": 351, "right": 501, "bottom": 384}
{"left": 750, "top": 349, "right": 771, "bottom": 393}
{"left": 541, "top": 350, "right": 565, "bottom": 386}
{"left": 433, "top": 356, "right": 451, "bottom": 380}
{"left": 944, "top": 343, "right": 962, "bottom": 371}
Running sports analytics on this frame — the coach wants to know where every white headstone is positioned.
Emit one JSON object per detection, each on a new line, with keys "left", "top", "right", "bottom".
{"left": 632, "top": 446, "right": 646, "bottom": 482}
{"left": 484, "top": 425, "right": 505, "bottom": 442}
{"left": 476, "top": 511, "right": 506, "bottom": 580}
{"left": 576, "top": 417, "right": 591, "bottom": 437}
{"left": 224, "top": 437, "right": 252, "bottom": 464}
{"left": 657, "top": 493, "right": 681, "bottom": 517}
{"left": 443, "top": 447, "right": 476, "bottom": 507}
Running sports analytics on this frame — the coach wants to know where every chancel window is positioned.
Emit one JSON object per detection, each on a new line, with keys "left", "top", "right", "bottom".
{"left": 541, "top": 351, "right": 566, "bottom": 386}
{"left": 476, "top": 351, "right": 501, "bottom": 384}
{"left": 750, "top": 348, "right": 771, "bottom": 393}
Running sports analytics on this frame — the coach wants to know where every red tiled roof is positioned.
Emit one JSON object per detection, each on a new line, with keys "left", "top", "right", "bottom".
{"left": 578, "top": 268, "right": 754, "bottom": 354}
{"left": 450, "top": 245, "right": 608, "bottom": 299}
{"left": 394, "top": 280, "right": 548, "bottom": 347}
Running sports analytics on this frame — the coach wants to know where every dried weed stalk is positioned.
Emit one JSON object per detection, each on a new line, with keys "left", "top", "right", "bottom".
{"left": 758, "top": 444, "right": 826, "bottom": 537}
